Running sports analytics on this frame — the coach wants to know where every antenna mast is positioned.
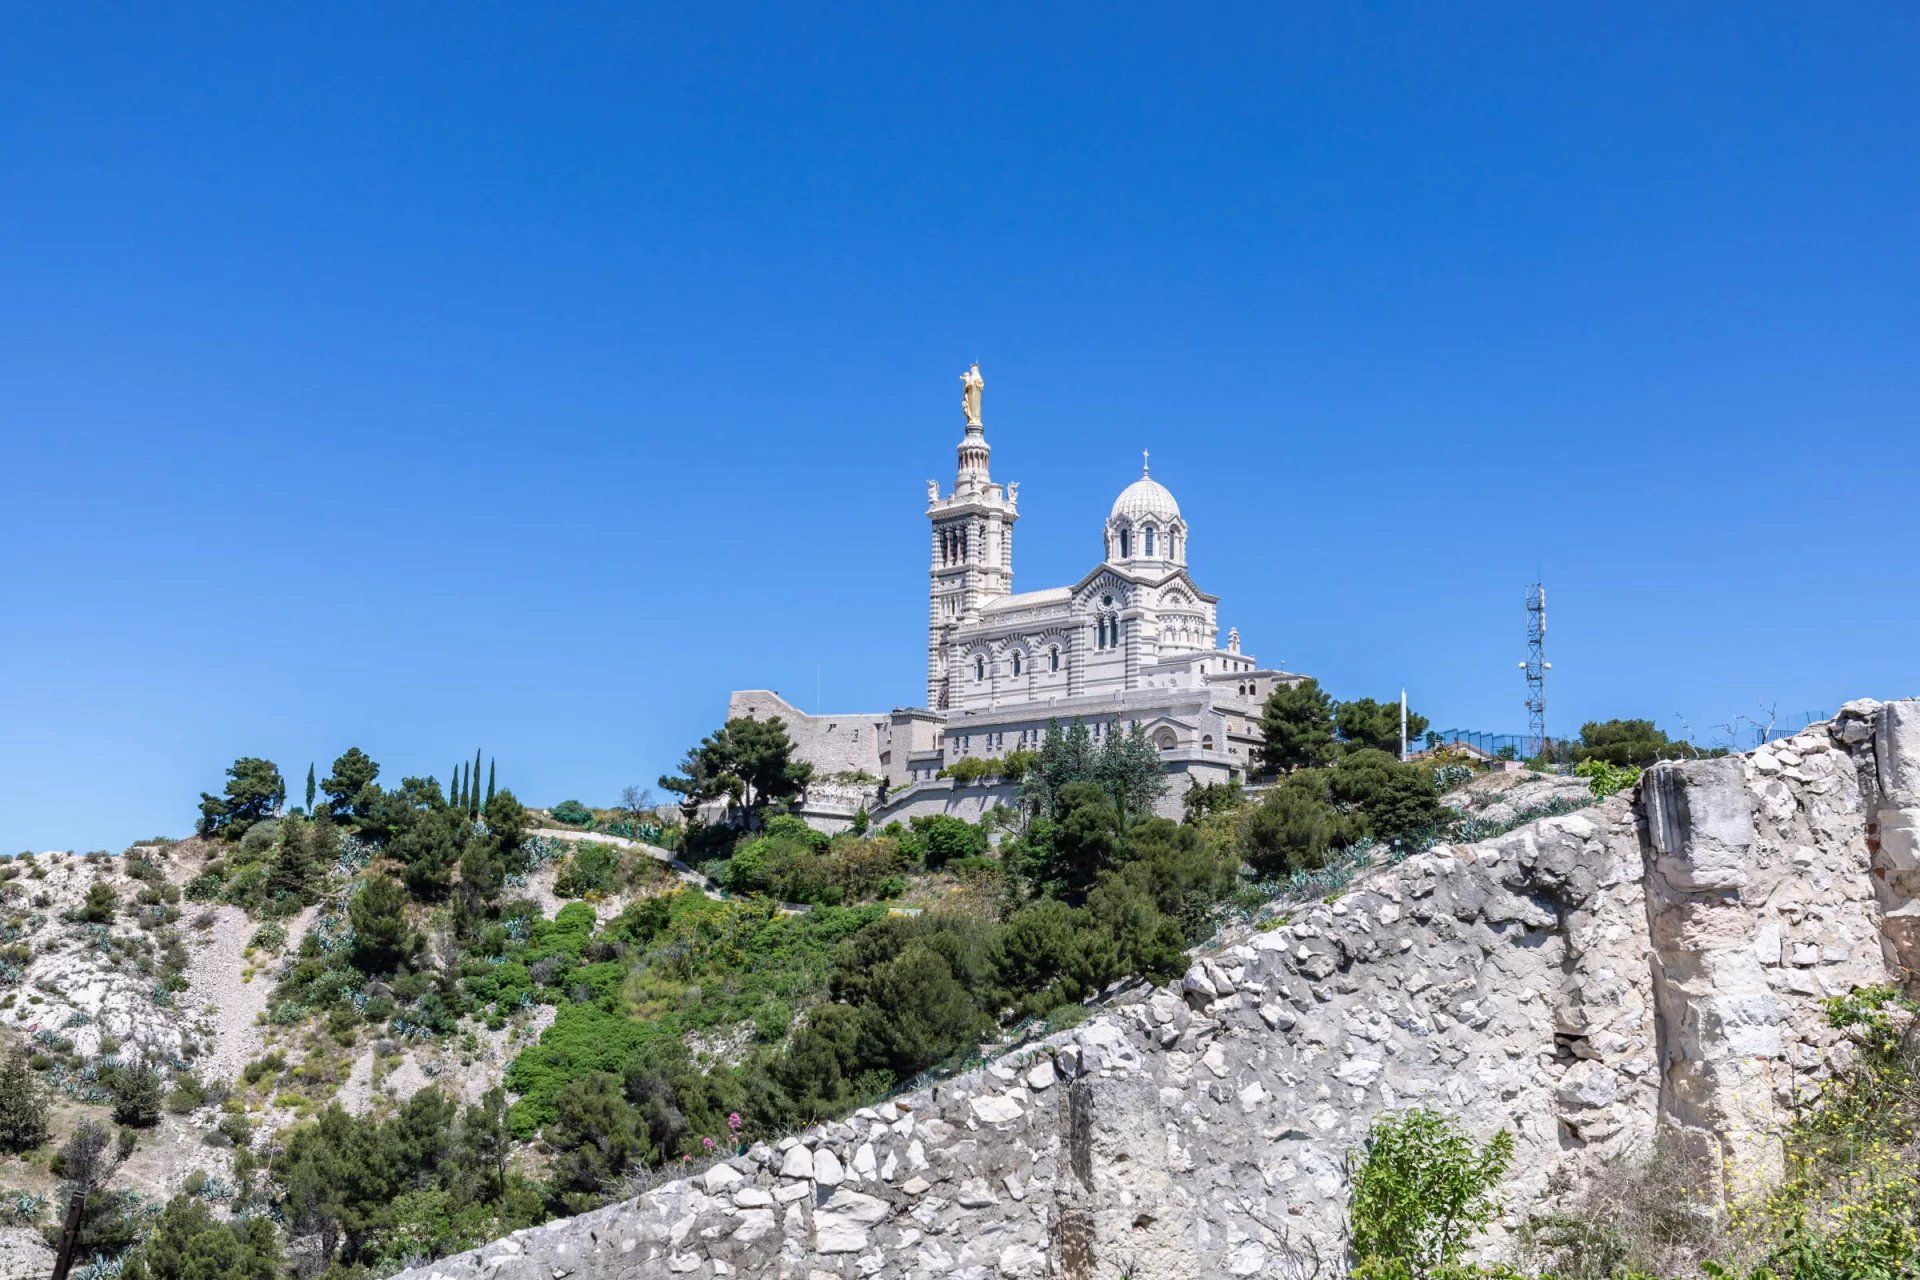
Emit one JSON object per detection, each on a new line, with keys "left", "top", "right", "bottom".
{"left": 1522, "top": 583, "right": 1548, "bottom": 758}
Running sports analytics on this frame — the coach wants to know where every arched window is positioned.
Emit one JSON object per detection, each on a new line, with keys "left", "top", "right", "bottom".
{"left": 974, "top": 656, "right": 985, "bottom": 682}
{"left": 1049, "top": 646, "right": 1060, "bottom": 672}
{"left": 1201, "top": 734, "right": 1215, "bottom": 751}
{"left": 1145, "top": 527, "right": 1156, "bottom": 556}
{"left": 1012, "top": 652, "right": 1023, "bottom": 677}
{"left": 1119, "top": 529, "right": 1131, "bottom": 558}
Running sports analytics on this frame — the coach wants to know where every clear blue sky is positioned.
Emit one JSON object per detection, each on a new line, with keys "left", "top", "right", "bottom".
{"left": 4, "top": 6, "right": 1916, "bottom": 852}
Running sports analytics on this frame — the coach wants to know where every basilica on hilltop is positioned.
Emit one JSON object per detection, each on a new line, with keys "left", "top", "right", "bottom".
{"left": 728, "top": 364, "right": 1301, "bottom": 826}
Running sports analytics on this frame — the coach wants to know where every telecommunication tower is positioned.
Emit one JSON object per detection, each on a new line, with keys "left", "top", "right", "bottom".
{"left": 1520, "top": 583, "right": 1549, "bottom": 758}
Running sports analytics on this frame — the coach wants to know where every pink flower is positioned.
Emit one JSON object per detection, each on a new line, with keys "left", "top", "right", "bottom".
{"left": 727, "top": 1111, "right": 743, "bottom": 1131}
{"left": 702, "top": 1136, "right": 715, "bottom": 1150}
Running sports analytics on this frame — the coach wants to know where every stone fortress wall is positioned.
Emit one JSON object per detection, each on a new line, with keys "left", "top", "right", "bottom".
{"left": 394, "top": 698, "right": 1920, "bottom": 1280}
{"left": 726, "top": 691, "right": 890, "bottom": 781}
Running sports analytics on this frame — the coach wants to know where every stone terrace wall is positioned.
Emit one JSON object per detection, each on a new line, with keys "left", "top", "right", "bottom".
{"left": 394, "top": 699, "right": 1917, "bottom": 1280}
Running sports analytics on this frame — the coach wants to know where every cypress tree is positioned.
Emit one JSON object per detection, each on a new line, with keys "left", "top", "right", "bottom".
{"left": 451, "top": 763, "right": 462, "bottom": 810}
{"left": 485, "top": 759, "right": 496, "bottom": 810}
{"left": 472, "top": 749, "right": 483, "bottom": 816}
{"left": 305, "top": 763, "right": 316, "bottom": 815}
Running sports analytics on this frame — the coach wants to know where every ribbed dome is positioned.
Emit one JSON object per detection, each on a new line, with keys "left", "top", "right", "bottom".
{"left": 1110, "top": 470, "right": 1180, "bottom": 524}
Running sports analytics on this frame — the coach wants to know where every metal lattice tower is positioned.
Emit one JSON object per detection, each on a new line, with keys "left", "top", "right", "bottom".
{"left": 1522, "top": 583, "right": 1548, "bottom": 758}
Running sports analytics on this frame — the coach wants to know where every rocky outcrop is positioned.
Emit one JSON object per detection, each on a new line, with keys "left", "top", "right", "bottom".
{"left": 392, "top": 699, "right": 1918, "bottom": 1280}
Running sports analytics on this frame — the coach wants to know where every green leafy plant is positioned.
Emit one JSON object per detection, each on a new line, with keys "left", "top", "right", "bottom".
{"left": 1347, "top": 1108, "right": 1515, "bottom": 1280}
{"left": 1573, "top": 758, "right": 1641, "bottom": 799}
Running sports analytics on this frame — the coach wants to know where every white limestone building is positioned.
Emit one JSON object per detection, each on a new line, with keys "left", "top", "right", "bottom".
{"left": 729, "top": 364, "right": 1301, "bottom": 827}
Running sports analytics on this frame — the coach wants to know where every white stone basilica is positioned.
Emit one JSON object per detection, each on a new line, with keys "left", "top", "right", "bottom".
{"left": 729, "top": 365, "right": 1301, "bottom": 827}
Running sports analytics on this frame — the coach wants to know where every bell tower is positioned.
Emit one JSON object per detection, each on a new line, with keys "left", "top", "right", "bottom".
{"left": 926, "top": 363, "right": 1017, "bottom": 708}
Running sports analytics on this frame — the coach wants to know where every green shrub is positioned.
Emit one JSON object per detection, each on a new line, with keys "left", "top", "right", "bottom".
{"left": 76, "top": 881, "right": 118, "bottom": 923}
{"left": 1346, "top": 1108, "right": 1514, "bottom": 1280}
{"left": 939, "top": 756, "right": 997, "bottom": 785}
{"left": 242, "top": 1050, "right": 286, "bottom": 1085}
{"left": 506, "top": 1002, "right": 663, "bottom": 1135}
{"left": 217, "top": 1111, "right": 253, "bottom": 1147}
{"left": 551, "top": 800, "right": 593, "bottom": 827}
{"left": 238, "top": 818, "right": 282, "bottom": 857}
{"left": 221, "top": 861, "right": 269, "bottom": 909}
{"left": 904, "top": 814, "right": 988, "bottom": 869}
{"left": 544, "top": 1073, "right": 653, "bottom": 1207}
{"left": 107, "top": 1061, "right": 164, "bottom": 1128}
{"left": 555, "top": 842, "right": 621, "bottom": 897}
{"left": 164, "top": 1073, "right": 206, "bottom": 1114}
{"left": 1573, "top": 758, "right": 1641, "bottom": 799}
{"left": 247, "top": 922, "right": 287, "bottom": 952}
{"left": 182, "top": 871, "right": 224, "bottom": 902}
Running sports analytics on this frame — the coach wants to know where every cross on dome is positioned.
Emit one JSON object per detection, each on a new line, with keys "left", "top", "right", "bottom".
{"left": 1109, "top": 458, "right": 1182, "bottom": 525}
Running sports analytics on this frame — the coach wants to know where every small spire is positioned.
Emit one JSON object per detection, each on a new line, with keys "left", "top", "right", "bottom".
{"left": 1142, "top": 448, "right": 1150, "bottom": 477}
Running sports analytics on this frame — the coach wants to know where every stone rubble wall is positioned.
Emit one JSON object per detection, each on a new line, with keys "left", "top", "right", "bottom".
{"left": 393, "top": 698, "right": 1916, "bottom": 1280}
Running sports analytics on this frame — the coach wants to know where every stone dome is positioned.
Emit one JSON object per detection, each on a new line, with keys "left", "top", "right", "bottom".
{"left": 1110, "top": 465, "right": 1181, "bottom": 525}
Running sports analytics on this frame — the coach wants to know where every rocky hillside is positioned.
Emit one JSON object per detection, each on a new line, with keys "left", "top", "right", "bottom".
{"left": 385, "top": 698, "right": 1920, "bottom": 1280}
{"left": 0, "top": 836, "right": 562, "bottom": 1275}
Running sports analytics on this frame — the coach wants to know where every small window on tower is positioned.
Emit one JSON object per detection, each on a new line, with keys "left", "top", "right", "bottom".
{"left": 974, "top": 657, "right": 985, "bottom": 681}
{"left": 1012, "top": 652, "right": 1023, "bottom": 676}
{"left": 1119, "top": 530, "right": 1131, "bottom": 558}
{"left": 1049, "top": 646, "right": 1060, "bottom": 672}
{"left": 1145, "top": 527, "right": 1156, "bottom": 556}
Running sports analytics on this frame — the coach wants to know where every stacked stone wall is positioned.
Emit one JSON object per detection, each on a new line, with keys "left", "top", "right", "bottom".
{"left": 395, "top": 698, "right": 1916, "bottom": 1280}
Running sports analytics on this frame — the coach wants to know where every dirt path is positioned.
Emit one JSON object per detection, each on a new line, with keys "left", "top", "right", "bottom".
{"left": 182, "top": 902, "right": 317, "bottom": 1083}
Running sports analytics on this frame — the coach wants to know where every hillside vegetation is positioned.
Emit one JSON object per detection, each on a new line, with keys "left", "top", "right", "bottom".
{"left": 1, "top": 693, "right": 1743, "bottom": 1279}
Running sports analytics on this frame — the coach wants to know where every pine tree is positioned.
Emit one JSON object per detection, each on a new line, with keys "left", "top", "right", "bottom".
{"left": 471, "top": 749, "right": 483, "bottom": 817}
{"left": 0, "top": 1050, "right": 49, "bottom": 1153}
{"left": 269, "top": 816, "right": 318, "bottom": 903}
{"left": 305, "top": 763, "right": 316, "bottom": 815}
{"left": 485, "top": 759, "right": 496, "bottom": 809}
